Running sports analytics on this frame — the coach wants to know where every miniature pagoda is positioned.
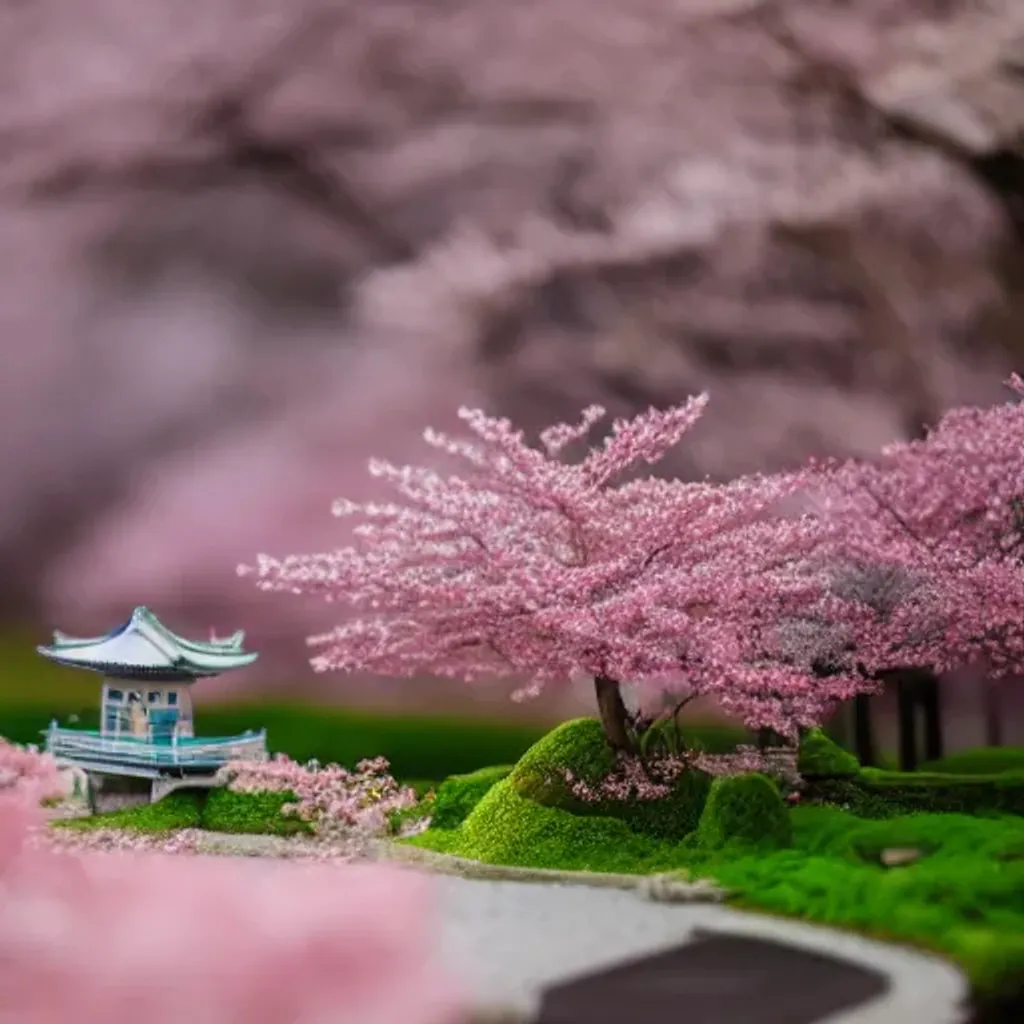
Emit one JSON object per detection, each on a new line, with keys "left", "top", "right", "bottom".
{"left": 38, "top": 606, "right": 267, "bottom": 805}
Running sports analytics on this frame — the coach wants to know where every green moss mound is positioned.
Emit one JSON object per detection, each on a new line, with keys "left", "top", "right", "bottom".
{"left": 411, "top": 777, "right": 680, "bottom": 873}
{"left": 200, "top": 787, "right": 312, "bottom": 836}
{"left": 55, "top": 790, "right": 205, "bottom": 833}
{"left": 509, "top": 717, "right": 711, "bottom": 841}
{"left": 510, "top": 717, "right": 616, "bottom": 800}
{"left": 798, "top": 728, "right": 860, "bottom": 777}
{"left": 698, "top": 773, "right": 793, "bottom": 850}
{"left": 430, "top": 765, "right": 513, "bottom": 829}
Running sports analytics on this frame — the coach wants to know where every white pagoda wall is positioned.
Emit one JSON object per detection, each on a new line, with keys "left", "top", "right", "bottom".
{"left": 100, "top": 679, "right": 195, "bottom": 738}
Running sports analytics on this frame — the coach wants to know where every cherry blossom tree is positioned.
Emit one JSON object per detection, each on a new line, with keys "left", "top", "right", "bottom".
{"left": 801, "top": 375, "right": 1024, "bottom": 765}
{"left": 242, "top": 396, "right": 874, "bottom": 751}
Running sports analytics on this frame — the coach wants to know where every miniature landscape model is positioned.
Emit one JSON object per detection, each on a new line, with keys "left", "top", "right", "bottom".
{"left": 7, "top": 383, "right": 1024, "bottom": 1023}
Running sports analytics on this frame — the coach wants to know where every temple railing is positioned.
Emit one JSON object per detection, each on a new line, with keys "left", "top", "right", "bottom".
{"left": 44, "top": 723, "right": 268, "bottom": 770}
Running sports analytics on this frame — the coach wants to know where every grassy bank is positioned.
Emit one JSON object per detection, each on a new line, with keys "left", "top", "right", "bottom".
{"left": 54, "top": 788, "right": 312, "bottom": 837}
{"left": 404, "top": 721, "right": 1024, "bottom": 1001}
{"left": 410, "top": 782, "right": 1024, "bottom": 997}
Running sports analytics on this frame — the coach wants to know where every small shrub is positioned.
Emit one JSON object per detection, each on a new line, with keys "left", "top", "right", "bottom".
{"left": 430, "top": 777, "right": 679, "bottom": 873}
{"left": 201, "top": 787, "right": 311, "bottom": 836}
{"left": 510, "top": 718, "right": 711, "bottom": 841}
{"left": 798, "top": 729, "right": 860, "bottom": 777}
{"left": 697, "top": 773, "right": 793, "bottom": 850}
{"left": 430, "top": 765, "right": 513, "bottom": 829}
{"left": 217, "top": 754, "right": 417, "bottom": 839}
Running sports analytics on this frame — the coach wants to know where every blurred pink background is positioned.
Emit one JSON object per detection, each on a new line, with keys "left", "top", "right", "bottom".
{"left": 1, "top": 0, "right": 1023, "bottom": 736}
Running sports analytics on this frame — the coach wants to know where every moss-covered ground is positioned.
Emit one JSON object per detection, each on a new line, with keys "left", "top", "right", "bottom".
{"left": 920, "top": 747, "right": 1024, "bottom": 776}
{"left": 53, "top": 787, "right": 312, "bottom": 836}
{"left": 407, "top": 719, "right": 1024, "bottom": 1001}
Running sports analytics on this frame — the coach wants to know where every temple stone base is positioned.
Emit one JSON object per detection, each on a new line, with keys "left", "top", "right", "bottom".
{"left": 86, "top": 772, "right": 152, "bottom": 814}
{"left": 83, "top": 771, "right": 223, "bottom": 811}
{"left": 150, "top": 775, "right": 220, "bottom": 804}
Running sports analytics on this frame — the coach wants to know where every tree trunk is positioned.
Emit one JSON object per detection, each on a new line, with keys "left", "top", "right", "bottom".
{"left": 920, "top": 670, "right": 943, "bottom": 763}
{"left": 896, "top": 675, "right": 919, "bottom": 772}
{"left": 852, "top": 694, "right": 876, "bottom": 767}
{"left": 757, "top": 728, "right": 784, "bottom": 750}
{"left": 984, "top": 679, "right": 1004, "bottom": 748}
{"left": 594, "top": 675, "right": 635, "bottom": 753}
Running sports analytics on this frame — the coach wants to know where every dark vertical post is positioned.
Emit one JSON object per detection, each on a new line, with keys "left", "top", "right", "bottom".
{"left": 85, "top": 772, "right": 98, "bottom": 816}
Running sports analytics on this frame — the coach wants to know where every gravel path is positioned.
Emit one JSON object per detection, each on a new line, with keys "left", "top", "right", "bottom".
{"left": 433, "top": 876, "right": 969, "bottom": 1024}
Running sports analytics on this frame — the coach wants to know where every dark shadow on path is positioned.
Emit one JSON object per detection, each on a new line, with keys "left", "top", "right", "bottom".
{"left": 536, "top": 929, "right": 890, "bottom": 1024}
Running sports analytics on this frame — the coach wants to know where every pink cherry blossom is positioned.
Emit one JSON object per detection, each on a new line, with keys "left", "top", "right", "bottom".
{"left": 564, "top": 744, "right": 800, "bottom": 804}
{"left": 217, "top": 753, "right": 421, "bottom": 844}
{"left": 242, "top": 398, "right": 873, "bottom": 745}
{"left": 812, "top": 375, "right": 1024, "bottom": 680}
{"left": 0, "top": 737, "right": 61, "bottom": 804}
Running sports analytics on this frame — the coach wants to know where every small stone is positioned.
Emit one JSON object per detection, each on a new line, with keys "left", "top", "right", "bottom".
{"left": 880, "top": 847, "right": 923, "bottom": 867}
{"left": 638, "top": 872, "right": 727, "bottom": 903}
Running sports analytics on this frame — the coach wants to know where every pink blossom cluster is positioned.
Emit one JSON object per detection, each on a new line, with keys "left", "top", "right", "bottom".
{"left": 40, "top": 825, "right": 203, "bottom": 857}
{"left": 217, "top": 753, "right": 420, "bottom": 841}
{"left": 564, "top": 744, "right": 800, "bottom": 804}
{"left": 0, "top": 747, "right": 461, "bottom": 1024}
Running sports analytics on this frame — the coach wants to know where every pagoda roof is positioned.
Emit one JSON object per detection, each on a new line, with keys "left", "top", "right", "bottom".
{"left": 36, "top": 606, "right": 258, "bottom": 680}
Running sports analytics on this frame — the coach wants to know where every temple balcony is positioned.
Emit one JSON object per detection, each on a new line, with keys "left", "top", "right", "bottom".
{"left": 44, "top": 723, "right": 268, "bottom": 777}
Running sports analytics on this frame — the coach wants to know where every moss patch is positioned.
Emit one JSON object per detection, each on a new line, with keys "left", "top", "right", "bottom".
{"left": 710, "top": 834, "right": 1024, "bottom": 999}
{"left": 53, "top": 787, "right": 310, "bottom": 836}
{"left": 200, "top": 787, "right": 311, "bottom": 836}
{"left": 54, "top": 790, "right": 205, "bottom": 833}
{"left": 430, "top": 765, "right": 513, "bottom": 829}
{"left": 798, "top": 728, "right": 860, "bottom": 777}
{"left": 509, "top": 717, "right": 711, "bottom": 840}
{"left": 807, "top": 768, "right": 1024, "bottom": 819}
{"left": 697, "top": 773, "right": 793, "bottom": 850}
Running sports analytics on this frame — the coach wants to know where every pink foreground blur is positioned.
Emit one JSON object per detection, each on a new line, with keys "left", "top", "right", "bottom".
{"left": 0, "top": 746, "right": 462, "bottom": 1024}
